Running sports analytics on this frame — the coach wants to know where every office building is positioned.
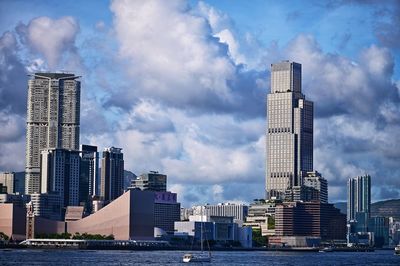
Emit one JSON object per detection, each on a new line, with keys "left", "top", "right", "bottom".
{"left": 266, "top": 61, "right": 313, "bottom": 200}
{"left": 80, "top": 145, "right": 99, "bottom": 205}
{"left": 0, "top": 172, "right": 14, "bottom": 194}
{"left": 130, "top": 171, "right": 167, "bottom": 192}
{"left": 175, "top": 215, "right": 252, "bottom": 248}
{"left": 25, "top": 73, "right": 80, "bottom": 195}
{"left": 347, "top": 174, "right": 371, "bottom": 222}
{"left": 192, "top": 203, "right": 249, "bottom": 223}
{"left": 274, "top": 202, "right": 346, "bottom": 241}
{"left": 100, "top": 147, "right": 124, "bottom": 202}
{"left": 154, "top": 191, "right": 180, "bottom": 233}
{"left": 368, "top": 216, "right": 389, "bottom": 247}
{"left": 303, "top": 171, "right": 328, "bottom": 203}
{"left": 30, "top": 192, "right": 62, "bottom": 220}
{"left": 40, "top": 148, "right": 80, "bottom": 211}
{"left": 14, "top": 172, "right": 25, "bottom": 194}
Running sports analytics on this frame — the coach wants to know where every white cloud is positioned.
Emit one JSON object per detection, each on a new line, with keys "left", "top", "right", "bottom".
{"left": 17, "top": 16, "right": 80, "bottom": 69}
{"left": 110, "top": 0, "right": 236, "bottom": 109}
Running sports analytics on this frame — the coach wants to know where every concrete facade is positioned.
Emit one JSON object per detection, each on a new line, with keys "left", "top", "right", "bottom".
{"left": 0, "top": 172, "right": 14, "bottom": 194}
{"left": 0, "top": 203, "right": 26, "bottom": 240}
{"left": 25, "top": 73, "right": 80, "bottom": 195}
{"left": 0, "top": 189, "right": 156, "bottom": 241}
{"left": 266, "top": 61, "right": 313, "bottom": 200}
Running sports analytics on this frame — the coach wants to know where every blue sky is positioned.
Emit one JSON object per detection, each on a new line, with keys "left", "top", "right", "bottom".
{"left": 0, "top": 0, "right": 399, "bottom": 206}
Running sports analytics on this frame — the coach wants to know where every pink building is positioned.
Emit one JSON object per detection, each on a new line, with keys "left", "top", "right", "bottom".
{"left": 0, "top": 189, "right": 155, "bottom": 241}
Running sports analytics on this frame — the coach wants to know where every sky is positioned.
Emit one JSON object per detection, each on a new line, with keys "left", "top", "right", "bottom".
{"left": 0, "top": 0, "right": 399, "bottom": 207}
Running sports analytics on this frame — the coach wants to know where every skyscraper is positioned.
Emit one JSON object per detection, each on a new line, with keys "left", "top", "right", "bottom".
{"left": 100, "top": 147, "right": 124, "bottom": 202}
{"left": 266, "top": 61, "right": 313, "bottom": 200}
{"left": 40, "top": 148, "right": 80, "bottom": 208}
{"left": 347, "top": 174, "right": 371, "bottom": 222}
{"left": 25, "top": 73, "right": 81, "bottom": 195}
{"left": 80, "top": 144, "right": 99, "bottom": 202}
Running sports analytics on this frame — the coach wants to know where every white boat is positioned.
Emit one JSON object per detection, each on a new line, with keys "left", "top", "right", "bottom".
{"left": 395, "top": 245, "right": 400, "bottom": 255}
{"left": 319, "top": 246, "right": 334, "bottom": 253}
{"left": 183, "top": 253, "right": 211, "bottom": 263}
{"left": 182, "top": 206, "right": 211, "bottom": 263}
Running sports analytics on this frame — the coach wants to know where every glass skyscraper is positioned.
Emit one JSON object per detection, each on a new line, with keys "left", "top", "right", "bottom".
{"left": 266, "top": 61, "right": 314, "bottom": 200}
{"left": 347, "top": 174, "right": 371, "bottom": 222}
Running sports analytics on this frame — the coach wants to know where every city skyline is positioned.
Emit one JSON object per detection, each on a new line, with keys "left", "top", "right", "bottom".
{"left": 0, "top": 0, "right": 399, "bottom": 206}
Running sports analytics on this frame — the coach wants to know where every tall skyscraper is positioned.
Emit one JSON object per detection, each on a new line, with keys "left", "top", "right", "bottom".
{"left": 347, "top": 174, "right": 371, "bottom": 222}
{"left": 40, "top": 148, "right": 80, "bottom": 208}
{"left": 80, "top": 144, "right": 99, "bottom": 203}
{"left": 266, "top": 61, "right": 313, "bottom": 200}
{"left": 25, "top": 73, "right": 81, "bottom": 195}
{"left": 100, "top": 147, "right": 124, "bottom": 202}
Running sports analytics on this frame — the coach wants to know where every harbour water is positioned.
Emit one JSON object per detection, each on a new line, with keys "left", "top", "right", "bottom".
{"left": 0, "top": 249, "right": 399, "bottom": 265}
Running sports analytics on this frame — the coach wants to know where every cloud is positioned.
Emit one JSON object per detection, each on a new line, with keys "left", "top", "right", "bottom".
{"left": 108, "top": 0, "right": 266, "bottom": 118}
{"left": 286, "top": 35, "right": 399, "bottom": 120}
{"left": 16, "top": 16, "right": 80, "bottom": 69}
{"left": 0, "top": 31, "right": 28, "bottom": 115}
{"left": 373, "top": 2, "right": 400, "bottom": 49}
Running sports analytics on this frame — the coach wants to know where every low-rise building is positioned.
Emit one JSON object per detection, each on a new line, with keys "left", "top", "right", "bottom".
{"left": 274, "top": 202, "right": 346, "bottom": 246}
{"left": 243, "top": 200, "right": 277, "bottom": 236}
{"left": 174, "top": 214, "right": 252, "bottom": 248}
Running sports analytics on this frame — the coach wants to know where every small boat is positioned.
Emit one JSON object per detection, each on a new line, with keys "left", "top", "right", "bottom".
{"left": 319, "top": 246, "right": 334, "bottom": 253}
{"left": 395, "top": 245, "right": 400, "bottom": 255}
{"left": 183, "top": 252, "right": 211, "bottom": 263}
{"left": 182, "top": 206, "right": 211, "bottom": 263}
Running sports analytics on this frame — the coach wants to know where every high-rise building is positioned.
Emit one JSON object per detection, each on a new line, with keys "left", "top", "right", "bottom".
{"left": 0, "top": 172, "right": 15, "bottom": 194}
{"left": 303, "top": 171, "right": 328, "bottom": 203}
{"left": 154, "top": 191, "right": 180, "bottom": 233}
{"left": 266, "top": 61, "right": 313, "bottom": 200}
{"left": 80, "top": 145, "right": 99, "bottom": 204}
{"left": 25, "top": 73, "right": 80, "bottom": 195}
{"left": 40, "top": 148, "right": 80, "bottom": 209}
{"left": 130, "top": 171, "right": 167, "bottom": 192}
{"left": 100, "top": 147, "right": 124, "bottom": 202}
{"left": 347, "top": 174, "right": 371, "bottom": 222}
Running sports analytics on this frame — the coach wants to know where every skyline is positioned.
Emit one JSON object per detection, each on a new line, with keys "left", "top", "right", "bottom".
{"left": 0, "top": 0, "right": 399, "bottom": 206}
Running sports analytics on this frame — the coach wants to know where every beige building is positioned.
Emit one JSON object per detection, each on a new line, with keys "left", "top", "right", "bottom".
{"left": 266, "top": 61, "right": 313, "bottom": 200}
{"left": 0, "top": 172, "right": 14, "bottom": 194}
{"left": 25, "top": 73, "right": 81, "bottom": 195}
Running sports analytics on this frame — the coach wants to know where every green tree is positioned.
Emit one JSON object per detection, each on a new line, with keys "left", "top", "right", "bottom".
{"left": 252, "top": 229, "right": 267, "bottom": 247}
{"left": 0, "top": 232, "right": 9, "bottom": 241}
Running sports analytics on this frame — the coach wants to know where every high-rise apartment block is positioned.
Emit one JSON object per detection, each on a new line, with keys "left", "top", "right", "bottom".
{"left": 266, "top": 61, "right": 313, "bottom": 200}
{"left": 40, "top": 148, "right": 80, "bottom": 208}
{"left": 347, "top": 174, "right": 371, "bottom": 222}
{"left": 80, "top": 144, "right": 99, "bottom": 204}
{"left": 0, "top": 172, "right": 15, "bottom": 194}
{"left": 25, "top": 73, "right": 80, "bottom": 195}
{"left": 100, "top": 147, "right": 124, "bottom": 202}
{"left": 130, "top": 171, "right": 167, "bottom": 192}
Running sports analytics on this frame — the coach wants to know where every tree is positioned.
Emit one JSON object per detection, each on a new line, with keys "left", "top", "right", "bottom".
{"left": 0, "top": 232, "right": 9, "bottom": 241}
